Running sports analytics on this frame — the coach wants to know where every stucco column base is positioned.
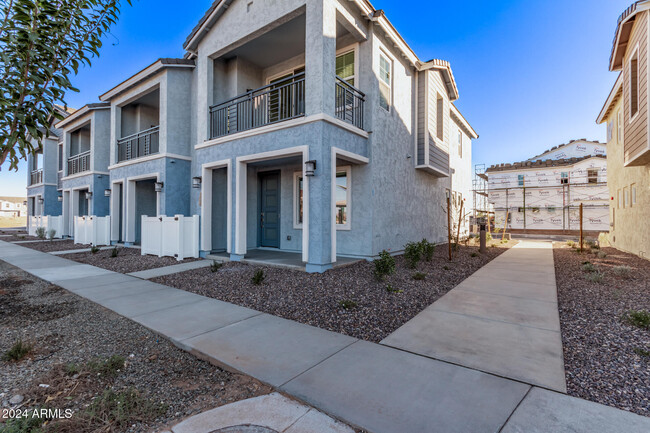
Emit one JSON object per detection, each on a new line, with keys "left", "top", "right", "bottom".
{"left": 230, "top": 253, "right": 245, "bottom": 262}
{"left": 305, "top": 263, "right": 333, "bottom": 273}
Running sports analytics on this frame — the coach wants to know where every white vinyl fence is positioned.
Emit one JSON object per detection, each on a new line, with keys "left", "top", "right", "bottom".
{"left": 29, "top": 216, "right": 64, "bottom": 238}
{"left": 141, "top": 215, "right": 199, "bottom": 261}
{"left": 74, "top": 216, "right": 111, "bottom": 246}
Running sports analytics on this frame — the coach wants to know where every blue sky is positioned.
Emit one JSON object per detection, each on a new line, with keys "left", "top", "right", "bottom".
{"left": 0, "top": 0, "right": 629, "bottom": 196}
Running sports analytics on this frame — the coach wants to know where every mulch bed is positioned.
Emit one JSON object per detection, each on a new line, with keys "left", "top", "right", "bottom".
{"left": 18, "top": 239, "right": 92, "bottom": 253}
{"left": 553, "top": 244, "right": 650, "bottom": 416}
{"left": 64, "top": 247, "right": 200, "bottom": 274}
{"left": 0, "top": 260, "right": 271, "bottom": 432}
{"left": 153, "top": 241, "right": 516, "bottom": 343}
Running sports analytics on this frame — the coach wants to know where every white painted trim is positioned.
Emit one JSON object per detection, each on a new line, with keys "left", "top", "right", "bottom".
{"left": 100, "top": 61, "right": 193, "bottom": 101}
{"left": 110, "top": 179, "right": 124, "bottom": 242}
{"left": 55, "top": 104, "right": 109, "bottom": 129}
{"left": 292, "top": 171, "right": 303, "bottom": 230}
{"left": 335, "top": 43, "right": 360, "bottom": 86}
{"left": 61, "top": 171, "right": 109, "bottom": 182}
{"left": 196, "top": 113, "right": 369, "bottom": 150}
{"left": 108, "top": 153, "right": 192, "bottom": 170}
{"left": 234, "top": 146, "right": 309, "bottom": 262}
{"left": 335, "top": 165, "right": 352, "bottom": 231}
{"left": 125, "top": 172, "right": 161, "bottom": 244}
{"left": 415, "top": 164, "right": 450, "bottom": 177}
{"left": 27, "top": 183, "right": 58, "bottom": 188}
{"left": 378, "top": 48, "right": 393, "bottom": 112}
{"left": 335, "top": 3, "right": 368, "bottom": 41}
{"left": 200, "top": 159, "right": 232, "bottom": 254}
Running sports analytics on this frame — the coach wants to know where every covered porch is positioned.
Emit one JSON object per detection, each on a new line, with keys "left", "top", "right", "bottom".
{"left": 207, "top": 248, "right": 361, "bottom": 272}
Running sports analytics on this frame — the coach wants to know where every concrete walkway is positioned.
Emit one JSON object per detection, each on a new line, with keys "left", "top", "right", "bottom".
{"left": 382, "top": 240, "right": 566, "bottom": 392}
{"left": 127, "top": 260, "right": 212, "bottom": 279}
{"left": 1, "top": 240, "right": 649, "bottom": 433}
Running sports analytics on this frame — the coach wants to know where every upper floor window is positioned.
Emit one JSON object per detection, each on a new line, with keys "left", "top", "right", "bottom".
{"left": 617, "top": 109, "right": 623, "bottom": 142}
{"left": 631, "top": 183, "right": 637, "bottom": 206}
{"left": 624, "top": 186, "right": 629, "bottom": 208}
{"left": 560, "top": 172, "right": 568, "bottom": 184}
{"left": 336, "top": 50, "right": 355, "bottom": 86}
{"left": 518, "top": 174, "right": 524, "bottom": 186}
{"left": 457, "top": 129, "right": 462, "bottom": 158}
{"left": 379, "top": 53, "right": 391, "bottom": 111}
{"left": 58, "top": 144, "right": 63, "bottom": 171}
{"left": 436, "top": 95, "right": 444, "bottom": 140}
{"left": 617, "top": 189, "right": 621, "bottom": 209}
{"left": 607, "top": 119, "right": 613, "bottom": 142}
{"left": 587, "top": 169, "right": 598, "bottom": 184}
{"left": 630, "top": 49, "right": 639, "bottom": 119}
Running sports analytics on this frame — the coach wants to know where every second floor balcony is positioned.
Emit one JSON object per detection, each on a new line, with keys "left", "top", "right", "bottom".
{"left": 30, "top": 169, "right": 43, "bottom": 185}
{"left": 67, "top": 151, "right": 90, "bottom": 176}
{"left": 208, "top": 72, "right": 365, "bottom": 139}
{"left": 117, "top": 126, "right": 160, "bottom": 163}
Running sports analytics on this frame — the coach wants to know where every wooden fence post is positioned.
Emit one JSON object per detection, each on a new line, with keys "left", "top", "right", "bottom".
{"left": 579, "top": 203, "right": 583, "bottom": 252}
{"left": 447, "top": 195, "right": 452, "bottom": 261}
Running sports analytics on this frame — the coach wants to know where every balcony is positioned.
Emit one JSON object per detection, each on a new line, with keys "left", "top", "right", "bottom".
{"left": 335, "top": 77, "right": 365, "bottom": 130}
{"left": 117, "top": 126, "right": 160, "bottom": 163}
{"left": 30, "top": 169, "right": 43, "bottom": 185}
{"left": 67, "top": 151, "right": 90, "bottom": 175}
{"left": 210, "top": 73, "right": 306, "bottom": 139}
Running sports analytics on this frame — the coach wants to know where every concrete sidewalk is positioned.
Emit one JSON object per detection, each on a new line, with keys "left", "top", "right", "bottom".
{"left": 1, "top": 240, "right": 648, "bottom": 433}
{"left": 382, "top": 240, "right": 566, "bottom": 392}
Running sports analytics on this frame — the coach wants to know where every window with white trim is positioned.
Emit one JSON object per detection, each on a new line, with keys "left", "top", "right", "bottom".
{"left": 436, "top": 95, "right": 444, "bottom": 140}
{"left": 631, "top": 183, "right": 637, "bottom": 206}
{"left": 560, "top": 172, "right": 568, "bottom": 184}
{"left": 587, "top": 169, "right": 598, "bottom": 184}
{"left": 624, "top": 187, "right": 629, "bottom": 208}
{"left": 457, "top": 129, "right": 463, "bottom": 158}
{"left": 617, "top": 189, "right": 621, "bottom": 209}
{"left": 630, "top": 50, "right": 639, "bottom": 118}
{"left": 294, "top": 167, "right": 351, "bottom": 229}
{"left": 617, "top": 109, "right": 623, "bottom": 142}
{"left": 379, "top": 53, "right": 391, "bottom": 111}
{"left": 336, "top": 50, "right": 355, "bottom": 86}
{"left": 607, "top": 119, "right": 613, "bottom": 142}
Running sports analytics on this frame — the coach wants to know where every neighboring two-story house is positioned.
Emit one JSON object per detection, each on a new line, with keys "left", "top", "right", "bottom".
{"left": 28, "top": 0, "right": 477, "bottom": 272}
{"left": 25, "top": 105, "right": 73, "bottom": 224}
{"left": 597, "top": 0, "right": 650, "bottom": 259}
{"left": 56, "top": 103, "right": 111, "bottom": 237}
{"left": 486, "top": 139, "right": 609, "bottom": 236}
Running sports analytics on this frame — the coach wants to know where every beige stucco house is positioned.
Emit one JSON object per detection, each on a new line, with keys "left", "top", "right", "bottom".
{"left": 597, "top": 1, "right": 650, "bottom": 259}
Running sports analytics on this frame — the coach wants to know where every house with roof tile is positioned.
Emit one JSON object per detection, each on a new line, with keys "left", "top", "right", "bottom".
{"left": 35, "top": 0, "right": 478, "bottom": 271}
{"left": 486, "top": 139, "right": 609, "bottom": 236}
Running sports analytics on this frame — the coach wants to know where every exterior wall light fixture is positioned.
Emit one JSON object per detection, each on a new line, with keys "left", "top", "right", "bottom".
{"left": 192, "top": 176, "right": 202, "bottom": 188}
{"left": 38, "top": 197, "right": 44, "bottom": 204}
{"left": 305, "top": 160, "right": 317, "bottom": 176}
{"left": 85, "top": 191, "right": 93, "bottom": 200}
{"left": 57, "top": 195, "right": 63, "bottom": 202}
{"left": 154, "top": 181, "right": 164, "bottom": 192}
{"left": 104, "top": 189, "right": 111, "bottom": 197}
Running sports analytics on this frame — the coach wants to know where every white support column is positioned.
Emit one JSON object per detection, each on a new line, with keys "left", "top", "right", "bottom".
{"left": 200, "top": 167, "right": 213, "bottom": 253}
{"left": 62, "top": 190, "right": 70, "bottom": 237}
{"left": 126, "top": 180, "right": 136, "bottom": 244}
{"left": 233, "top": 160, "right": 247, "bottom": 258}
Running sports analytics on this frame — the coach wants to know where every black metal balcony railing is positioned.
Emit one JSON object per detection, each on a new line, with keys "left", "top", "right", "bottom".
{"left": 335, "top": 76, "right": 365, "bottom": 130}
{"left": 117, "top": 126, "right": 160, "bottom": 163}
{"left": 67, "top": 151, "right": 90, "bottom": 175}
{"left": 57, "top": 171, "right": 63, "bottom": 190}
{"left": 30, "top": 169, "right": 43, "bottom": 185}
{"left": 210, "top": 73, "right": 305, "bottom": 139}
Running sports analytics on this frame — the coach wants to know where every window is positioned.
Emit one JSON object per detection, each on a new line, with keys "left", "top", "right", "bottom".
{"left": 518, "top": 174, "right": 525, "bottom": 186}
{"left": 379, "top": 53, "right": 391, "bottom": 111}
{"left": 436, "top": 95, "right": 444, "bottom": 140}
{"left": 587, "top": 169, "right": 598, "bottom": 184}
{"left": 617, "top": 189, "right": 621, "bottom": 209}
{"left": 531, "top": 207, "right": 540, "bottom": 214}
{"left": 58, "top": 144, "right": 63, "bottom": 171}
{"left": 457, "top": 129, "right": 463, "bottom": 158}
{"left": 624, "top": 187, "right": 629, "bottom": 208}
{"left": 336, "top": 50, "right": 355, "bottom": 86}
{"left": 335, "top": 168, "right": 351, "bottom": 228}
{"left": 630, "top": 50, "right": 639, "bottom": 118}
{"left": 631, "top": 184, "right": 637, "bottom": 206}
{"left": 617, "top": 110, "right": 623, "bottom": 142}
{"left": 293, "top": 172, "right": 304, "bottom": 228}
{"left": 560, "top": 172, "right": 568, "bottom": 184}
{"left": 294, "top": 167, "right": 351, "bottom": 230}
{"left": 607, "top": 119, "right": 613, "bottom": 142}
{"left": 548, "top": 207, "right": 556, "bottom": 213}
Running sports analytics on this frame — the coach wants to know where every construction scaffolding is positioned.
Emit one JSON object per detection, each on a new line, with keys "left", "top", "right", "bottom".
{"left": 471, "top": 164, "right": 493, "bottom": 231}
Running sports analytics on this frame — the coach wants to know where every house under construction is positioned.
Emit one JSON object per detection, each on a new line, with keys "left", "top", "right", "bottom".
{"left": 485, "top": 139, "right": 609, "bottom": 236}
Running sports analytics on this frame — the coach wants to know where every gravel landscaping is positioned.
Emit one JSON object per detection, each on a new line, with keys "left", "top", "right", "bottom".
{"left": 154, "top": 240, "right": 516, "bottom": 343}
{"left": 0, "top": 260, "right": 271, "bottom": 432}
{"left": 65, "top": 247, "right": 201, "bottom": 274}
{"left": 18, "top": 239, "right": 92, "bottom": 253}
{"left": 553, "top": 243, "right": 650, "bottom": 416}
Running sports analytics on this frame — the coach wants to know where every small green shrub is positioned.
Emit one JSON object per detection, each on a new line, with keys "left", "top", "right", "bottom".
{"left": 35, "top": 227, "right": 46, "bottom": 239}
{"left": 633, "top": 347, "right": 650, "bottom": 357}
{"left": 420, "top": 239, "right": 435, "bottom": 261}
{"left": 47, "top": 229, "right": 56, "bottom": 241}
{"left": 443, "top": 265, "right": 450, "bottom": 270}
{"left": 373, "top": 250, "right": 396, "bottom": 280}
{"left": 404, "top": 241, "right": 423, "bottom": 269}
{"left": 88, "top": 355, "right": 125, "bottom": 377}
{"left": 486, "top": 233, "right": 492, "bottom": 242}
{"left": 582, "top": 262, "right": 597, "bottom": 273}
{"left": 65, "top": 363, "right": 80, "bottom": 376}
{"left": 624, "top": 310, "right": 650, "bottom": 329}
{"left": 586, "top": 272, "right": 604, "bottom": 283}
{"left": 84, "top": 388, "right": 168, "bottom": 429}
{"left": 90, "top": 246, "right": 100, "bottom": 254}
{"left": 210, "top": 260, "right": 223, "bottom": 273}
{"left": 470, "top": 252, "right": 478, "bottom": 257}
{"left": 566, "top": 240, "right": 576, "bottom": 247}
{"left": 386, "top": 284, "right": 403, "bottom": 293}
{"left": 0, "top": 412, "right": 46, "bottom": 432}
{"left": 251, "top": 269, "right": 265, "bottom": 285}
{"left": 111, "top": 246, "right": 119, "bottom": 258}
{"left": 339, "top": 299, "right": 357, "bottom": 310}
{"left": 501, "top": 239, "right": 508, "bottom": 244}
{"left": 596, "top": 251, "right": 607, "bottom": 259}
{"left": 612, "top": 265, "right": 632, "bottom": 279}
{"left": 412, "top": 272, "right": 426, "bottom": 281}
{"left": 2, "top": 340, "right": 32, "bottom": 362}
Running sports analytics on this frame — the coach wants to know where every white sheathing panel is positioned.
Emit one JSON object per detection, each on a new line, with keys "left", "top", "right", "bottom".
{"left": 528, "top": 141, "right": 607, "bottom": 161}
